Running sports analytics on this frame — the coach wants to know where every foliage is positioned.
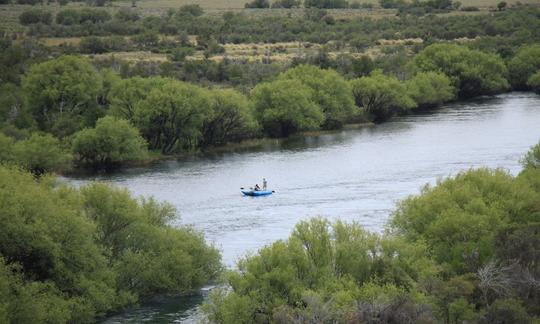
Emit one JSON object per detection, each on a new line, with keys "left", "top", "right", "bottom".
{"left": 203, "top": 218, "right": 436, "bottom": 323}
{"left": 19, "top": 9, "right": 52, "bottom": 26}
{"left": 391, "top": 168, "right": 538, "bottom": 274}
{"left": 521, "top": 140, "right": 540, "bottom": 170}
{"left": 72, "top": 116, "right": 148, "bottom": 169}
{"left": 305, "top": 0, "right": 349, "bottom": 8}
{"left": 22, "top": 55, "right": 103, "bottom": 137}
{"left": 350, "top": 71, "right": 416, "bottom": 122}
{"left": 56, "top": 8, "right": 111, "bottom": 25}
{"left": 0, "top": 133, "right": 72, "bottom": 175}
{"left": 406, "top": 71, "right": 456, "bottom": 108}
{"left": 251, "top": 79, "right": 324, "bottom": 137}
{"left": 132, "top": 78, "right": 211, "bottom": 153}
{"left": 244, "top": 0, "right": 269, "bottom": 8}
{"left": 80, "top": 182, "right": 221, "bottom": 297}
{"left": 0, "top": 83, "right": 31, "bottom": 129}
{"left": 278, "top": 65, "right": 355, "bottom": 129}
{"left": 0, "top": 165, "right": 221, "bottom": 323}
{"left": 528, "top": 70, "right": 540, "bottom": 94}
{"left": 508, "top": 45, "right": 540, "bottom": 90}
{"left": 412, "top": 44, "right": 509, "bottom": 98}
{"left": 201, "top": 89, "right": 258, "bottom": 147}
{"left": 271, "top": 0, "right": 300, "bottom": 8}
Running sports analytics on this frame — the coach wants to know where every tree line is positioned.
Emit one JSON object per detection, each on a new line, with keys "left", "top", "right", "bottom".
{"left": 202, "top": 140, "right": 540, "bottom": 323}
{"left": 1, "top": 43, "right": 540, "bottom": 172}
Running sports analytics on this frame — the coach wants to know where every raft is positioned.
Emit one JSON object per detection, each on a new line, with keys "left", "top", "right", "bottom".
{"left": 241, "top": 190, "right": 274, "bottom": 197}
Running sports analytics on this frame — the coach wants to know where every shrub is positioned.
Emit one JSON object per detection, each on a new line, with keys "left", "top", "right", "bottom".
{"left": 251, "top": 79, "right": 324, "bottom": 137}
{"left": 72, "top": 116, "right": 148, "bottom": 169}
{"left": 11, "top": 133, "right": 72, "bottom": 175}
{"left": 19, "top": 9, "right": 52, "bottom": 25}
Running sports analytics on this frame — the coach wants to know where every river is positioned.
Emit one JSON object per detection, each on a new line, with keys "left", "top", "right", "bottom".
{"left": 67, "top": 92, "right": 540, "bottom": 323}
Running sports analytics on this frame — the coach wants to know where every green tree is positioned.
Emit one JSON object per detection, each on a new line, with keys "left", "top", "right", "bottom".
{"left": 80, "top": 183, "right": 221, "bottom": 297}
{"left": 278, "top": 65, "right": 355, "bottom": 129}
{"left": 390, "top": 168, "right": 537, "bottom": 274}
{"left": 0, "top": 166, "right": 128, "bottom": 323}
{"left": 0, "top": 165, "right": 222, "bottom": 323}
{"left": 22, "top": 56, "right": 103, "bottom": 137}
{"left": 108, "top": 77, "right": 168, "bottom": 120}
{"left": 203, "top": 218, "right": 436, "bottom": 323}
{"left": 251, "top": 79, "right": 324, "bottom": 137}
{"left": 497, "top": 1, "right": 507, "bottom": 10}
{"left": 350, "top": 71, "right": 416, "bottom": 122}
{"left": 508, "top": 45, "right": 540, "bottom": 90}
{"left": 0, "top": 133, "right": 15, "bottom": 162}
{"left": 521, "top": 140, "right": 540, "bottom": 170}
{"left": 526, "top": 70, "right": 540, "bottom": 94}
{"left": 72, "top": 116, "right": 148, "bottom": 169}
{"left": 11, "top": 133, "right": 72, "bottom": 175}
{"left": 133, "top": 79, "right": 211, "bottom": 153}
{"left": 19, "top": 9, "right": 52, "bottom": 25}
{"left": 406, "top": 71, "right": 456, "bottom": 108}
{"left": 0, "top": 83, "right": 32, "bottom": 129}
{"left": 412, "top": 44, "right": 509, "bottom": 98}
{"left": 201, "top": 89, "right": 258, "bottom": 147}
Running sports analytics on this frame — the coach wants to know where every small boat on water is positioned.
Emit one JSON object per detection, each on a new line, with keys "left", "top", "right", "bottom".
{"left": 241, "top": 189, "right": 274, "bottom": 196}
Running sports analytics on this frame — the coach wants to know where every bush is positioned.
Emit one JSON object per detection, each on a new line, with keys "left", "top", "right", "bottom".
{"left": 508, "top": 45, "right": 540, "bottom": 90}
{"left": 305, "top": 0, "right": 349, "bottom": 8}
{"left": 251, "top": 79, "right": 324, "bottom": 137}
{"left": 203, "top": 218, "right": 436, "bottom": 323}
{"left": 460, "top": 5, "right": 479, "bottom": 11}
{"left": 114, "top": 8, "right": 140, "bottom": 21}
{"left": 79, "top": 36, "right": 107, "bottom": 54}
{"left": 0, "top": 165, "right": 221, "bottom": 323}
{"left": 72, "top": 116, "right": 148, "bottom": 169}
{"left": 245, "top": 0, "right": 270, "bottom": 8}
{"left": 55, "top": 9, "right": 81, "bottom": 25}
{"left": 177, "top": 4, "right": 204, "bottom": 16}
{"left": 278, "top": 65, "right": 355, "bottom": 128}
{"left": 406, "top": 71, "right": 456, "bottom": 108}
{"left": 271, "top": 0, "right": 300, "bottom": 8}
{"left": 19, "top": 9, "right": 52, "bottom": 25}
{"left": 5, "top": 133, "right": 72, "bottom": 175}
{"left": 22, "top": 56, "right": 103, "bottom": 137}
{"left": 521, "top": 140, "right": 540, "bottom": 170}
{"left": 413, "top": 43, "right": 509, "bottom": 98}
{"left": 350, "top": 70, "right": 416, "bottom": 122}
{"left": 527, "top": 70, "right": 540, "bottom": 94}
{"left": 201, "top": 89, "right": 258, "bottom": 147}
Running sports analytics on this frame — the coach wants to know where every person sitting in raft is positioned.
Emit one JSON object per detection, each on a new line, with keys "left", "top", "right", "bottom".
{"left": 263, "top": 178, "right": 267, "bottom": 190}
{"left": 254, "top": 184, "right": 261, "bottom": 191}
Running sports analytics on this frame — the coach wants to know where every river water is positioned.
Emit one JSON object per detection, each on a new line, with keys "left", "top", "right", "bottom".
{"left": 68, "top": 92, "right": 540, "bottom": 323}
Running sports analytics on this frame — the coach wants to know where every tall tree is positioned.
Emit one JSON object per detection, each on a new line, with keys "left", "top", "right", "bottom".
{"left": 22, "top": 56, "right": 103, "bottom": 137}
{"left": 278, "top": 65, "right": 355, "bottom": 129}
{"left": 350, "top": 71, "right": 416, "bottom": 122}
{"left": 412, "top": 44, "right": 509, "bottom": 98}
{"left": 133, "top": 79, "right": 211, "bottom": 153}
{"left": 251, "top": 79, "right": 324, "bottom": 137}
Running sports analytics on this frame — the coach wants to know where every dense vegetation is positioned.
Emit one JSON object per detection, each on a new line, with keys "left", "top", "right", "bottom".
{"left": 1, "top": 2, "right": 540, "bottom": 171}
{"left": 0, "top": 165, "right": 221, "bottom": 323}
{"left": 2, "top": 34, "right": 540, "bottom": 172}
{"left": 203, "top": 142, "right": 540, "bottom": 323}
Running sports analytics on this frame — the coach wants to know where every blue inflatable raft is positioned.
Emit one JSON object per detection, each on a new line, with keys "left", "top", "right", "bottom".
{"left": 241, "top": 190, "right": 274, "bottom": 197}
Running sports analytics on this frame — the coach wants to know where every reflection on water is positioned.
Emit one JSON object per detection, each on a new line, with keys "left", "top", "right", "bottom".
{"left": 101, "top": 295, "right": 204, "bottom": 324}
{"left": 68, "top": 92, "right": 540, "bottom": 323}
